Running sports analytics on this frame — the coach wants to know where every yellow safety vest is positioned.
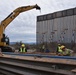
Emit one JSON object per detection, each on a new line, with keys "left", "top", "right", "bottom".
{"left": 58, "top": 47, "right": 63, "bottom": 53}
{"left": 20, "top": 48, "right": 26, "bottom": 52}
{"left": 63, "top": 49, "right": 70, "bottom": 56}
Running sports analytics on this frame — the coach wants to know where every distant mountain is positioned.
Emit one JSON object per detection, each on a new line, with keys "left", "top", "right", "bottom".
{"left": 10, "top": 42, "right": 16, "bottom": 45}
{"left": 10, "top": 42, "right": 36, "bottom": 45}
{"left": 25, "top": 42, "right": 36, "bottom": 44}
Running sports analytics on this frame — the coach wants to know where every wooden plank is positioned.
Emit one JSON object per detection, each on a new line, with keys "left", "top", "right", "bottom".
{"left": 71, "top": 69, "right": 76, "bottom": 72}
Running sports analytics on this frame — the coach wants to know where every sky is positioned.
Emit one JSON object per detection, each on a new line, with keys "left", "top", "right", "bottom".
{"left": 0, "top": 0, "right": 76, "bottom": 43}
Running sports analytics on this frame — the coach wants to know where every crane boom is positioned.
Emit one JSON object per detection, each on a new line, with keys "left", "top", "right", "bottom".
{"left": 0, "top": 4, "right": 40, "bottom": 50}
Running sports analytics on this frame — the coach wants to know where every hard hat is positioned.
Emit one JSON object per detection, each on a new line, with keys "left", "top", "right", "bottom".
{"left": 21, "top": 44, "right": 25, "bottom": 47}
{"left": 60, "top": 45, "right": 65, "bottom": 49}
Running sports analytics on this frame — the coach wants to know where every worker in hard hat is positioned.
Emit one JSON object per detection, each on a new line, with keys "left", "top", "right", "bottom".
{"left": 57, "top": 45, "right": 63, "bottom": 56}
{"left": 41, "top": 45, "right": 45, "bottom": 52}
{"left": 56, "top": 44, "right": 61, "bottom": 54}
{"left": 19, "top": 44, "right": 27, "bottom": 53}
{"left": 60, "top": 45, "right": 73, "bottom": 56}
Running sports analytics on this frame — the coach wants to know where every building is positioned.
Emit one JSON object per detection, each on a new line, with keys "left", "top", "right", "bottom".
{"left": 36, "top": 7, "right": 76, "bottom": 44}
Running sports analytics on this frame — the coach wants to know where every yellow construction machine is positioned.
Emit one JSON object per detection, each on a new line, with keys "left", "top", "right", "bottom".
{"left": 0, "top": 4, "right": 40, "bottom": 52}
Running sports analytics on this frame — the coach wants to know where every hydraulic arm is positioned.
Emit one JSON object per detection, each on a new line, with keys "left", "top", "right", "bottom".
{"left": 0, "top": 4, "right": 40, "bottom": 51}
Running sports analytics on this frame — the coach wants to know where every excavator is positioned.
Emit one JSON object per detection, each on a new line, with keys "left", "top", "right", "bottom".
{"left": 0, "top": 4, "right": 40, "bottom": 52}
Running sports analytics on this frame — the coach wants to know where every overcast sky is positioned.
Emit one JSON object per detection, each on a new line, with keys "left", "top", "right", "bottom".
{"left": 0, "top": 0, "right": 76, "bottom": 43}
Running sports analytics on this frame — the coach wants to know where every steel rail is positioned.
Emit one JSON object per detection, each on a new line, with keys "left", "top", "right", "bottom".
{"left": 0, "top": 56, "right": 76, "bottom": 75}
{"left": 3, "top": 52, "right": 76, "bottom": 60}
{"left": 0, "top": 69, "right": 21, "bottom": 75}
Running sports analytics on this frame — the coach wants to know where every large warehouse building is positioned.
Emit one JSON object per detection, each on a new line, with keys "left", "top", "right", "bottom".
{"left": 36, "top": 7, "right": 76, "bottom": 44}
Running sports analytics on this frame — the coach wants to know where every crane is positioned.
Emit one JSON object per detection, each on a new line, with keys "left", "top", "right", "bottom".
{"left": 0, "top": 4, "right": 40, "bottom": 52}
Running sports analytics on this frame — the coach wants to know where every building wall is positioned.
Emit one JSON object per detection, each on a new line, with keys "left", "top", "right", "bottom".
{"left": 36, "top": 8, "right": 76, "bottom": 44}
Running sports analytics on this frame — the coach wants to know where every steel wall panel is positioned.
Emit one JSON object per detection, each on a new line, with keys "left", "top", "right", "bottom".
{"left": 73, "top": 15, "right": 76, "bottom": 43}
{"left": 36, "top": 22, "right": 38, "bottom": 44}
{"left": 50, "top": 19, "right": 54, "bottom": 42}
{"left": 67, "top": 16, "right": 71, "bottom": 43}
{"left": 36, "top": 22, "right": 41, "bottom": 44}
{"left": 53, "top": 18, "right": 58, "bottom": 42}
{"left": 47, "top": 20, "right": 49, "bottom": 43}
{"left": 69, "top": 16, "right": 74, "bottom": 43}
{"left": 47, "top": 20, "right": 53, "bottom": 43}
{"left": 40, "top": 21, "right": 44, "bottom": 43}
{"left": 55, "top": 18, "right": 61, "bottom": 43}
{"left": 59, "top": 17, "right": 64, "bottom": 43}
{"left": 66, "top": 16, "right": 73, "bottom": 43}
{"left": 62, "top": 17, "right": 68, "bottom": 43}
{"left": 43, "top": 21, "right": 47, "bottom": 43}
{"left": 37, "top": 8, "right": 76, "bottom": 44}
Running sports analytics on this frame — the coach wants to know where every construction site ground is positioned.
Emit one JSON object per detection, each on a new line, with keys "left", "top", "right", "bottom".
{"left": 0, "top": 52, "right": 76, "bottom": 75}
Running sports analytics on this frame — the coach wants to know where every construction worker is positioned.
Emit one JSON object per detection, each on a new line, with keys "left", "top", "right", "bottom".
{"left": 19, "top": 44, "right": 27, "bottom": 53}
{"left": 57, "top": 45, "right": 63, "bottom": 56}
{"left": 60, "top": 45, "right": 73, "bottom": 56}
{"left": 56, "top": 44, "right": 61, "bottom": 54}
{"left": 41, "top": 45, "right": 45, "bottom": 52}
